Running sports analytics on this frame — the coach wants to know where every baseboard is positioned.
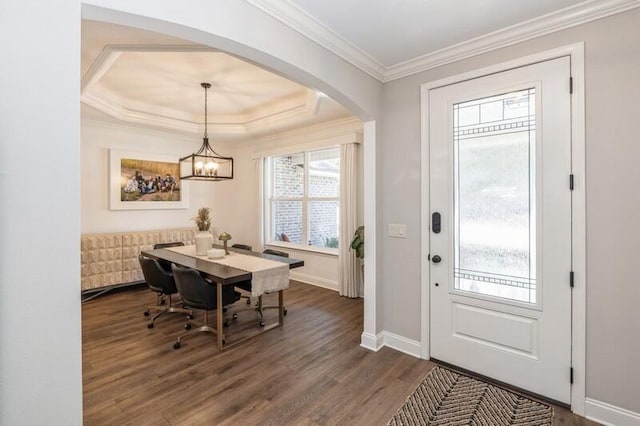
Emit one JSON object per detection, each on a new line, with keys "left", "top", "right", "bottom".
{"left": 289, "top": 271, "right": 338, "bottom": 291}
{"left": 360, "top": 331, "right": 384, "bottom": 351}
{"left": 585, "top": 398, "right": 640, "bottom": 426}
{"left": 382, "top": 332, "right": 422, "bottom": 358}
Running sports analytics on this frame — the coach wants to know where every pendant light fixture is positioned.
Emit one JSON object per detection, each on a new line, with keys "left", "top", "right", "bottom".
{"left": 179, "top": 82, "right": 233, "bottom": 181}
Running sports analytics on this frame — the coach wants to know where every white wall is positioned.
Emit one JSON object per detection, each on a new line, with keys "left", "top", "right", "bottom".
{"left": 82, "top": 112, "right": 217, "bottom": 234}
{"left": 0, "top": 2, "right": 380, "bottom": 425}
{"left": 0, "top": 2, "right": 83, "bottom": 425}
{"left": 82, "top": 110, "right": 356, "bottom": 292}
{"left": 380, "top": 8, "right": 640, "bottom": 415}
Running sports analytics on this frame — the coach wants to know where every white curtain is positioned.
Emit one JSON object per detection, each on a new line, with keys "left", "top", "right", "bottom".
{"left": 339, "top": 143, "right": 360, "bottom": 298}
{"left": 254, "top": 158, "right": 265, "bottom": 252}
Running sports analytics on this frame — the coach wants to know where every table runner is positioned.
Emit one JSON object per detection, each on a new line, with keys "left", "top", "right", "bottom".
{"left": 166, "top": 245, "right": 289, "bottom": 296}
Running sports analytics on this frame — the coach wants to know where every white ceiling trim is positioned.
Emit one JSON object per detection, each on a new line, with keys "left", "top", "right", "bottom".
{"left": 245, "top": 0, "right": 387, "bottom": 81}
{"left": 386, "top": 0, "right": 640, "bottom": 80}
{"left": 245, "top": 0, "right": 640, "bottom": 82}
{"left": 81, "top": 44, "right": 215, "bottom": 92}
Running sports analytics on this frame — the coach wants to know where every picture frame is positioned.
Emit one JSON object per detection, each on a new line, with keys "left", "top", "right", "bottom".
{"left": 109, "top": 149, "right": 189, "bottom": 210}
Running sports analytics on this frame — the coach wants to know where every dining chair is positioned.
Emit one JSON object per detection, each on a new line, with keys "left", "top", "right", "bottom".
{"left": 231, "top": 243, "right": 253, "bottom": 304}
{"left": 138, "top": 253, "right": 192, "bottom": 329}
{"left": 153, "top": 241, "right": 185, "bottom": 273}
{"left": 262, "top": 248, "right": 289, "bottom": 258}
{"left": 171, "top": 264, "right": 241, "bottom": 349}
{"left": 233, "top": 248, "right": 290, "bottom": 327}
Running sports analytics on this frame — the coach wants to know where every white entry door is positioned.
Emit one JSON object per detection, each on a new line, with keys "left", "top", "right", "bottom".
{"left": 429, "top": 57, "right": 572, "bottom": 403}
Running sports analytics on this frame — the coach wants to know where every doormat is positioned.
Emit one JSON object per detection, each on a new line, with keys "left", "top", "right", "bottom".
{"left": 388, "top": 366, "right": 553, "bottom": 425}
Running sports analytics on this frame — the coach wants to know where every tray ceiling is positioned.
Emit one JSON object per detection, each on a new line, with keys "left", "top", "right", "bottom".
{"left": 81, "top": 21, "right": 352, "bottom": 138}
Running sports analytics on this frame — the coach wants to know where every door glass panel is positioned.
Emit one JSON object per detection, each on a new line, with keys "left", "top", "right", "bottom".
{"left": 453, "top": 89, "right": 536, "bottom": 304}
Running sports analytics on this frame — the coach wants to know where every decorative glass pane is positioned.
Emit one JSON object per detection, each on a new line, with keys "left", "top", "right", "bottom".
{"left": 272, "top": 200, "right": 303, "bottom": 244}
{"left": 273, "top": 153, "right": 304, "bottom": 198}
{"left": 308, "top": 201, "right": 339, "bottom": 248}
{"left": 453, "top": 89, "right": 537, "bottom": 304}
{"left": 308, "top": 148, "right": 340, "bottom": 198}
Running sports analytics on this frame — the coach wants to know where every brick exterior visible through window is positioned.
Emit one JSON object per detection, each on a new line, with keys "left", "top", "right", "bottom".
{"left": 266, "top": 147, "right": 340, "bottom": 249}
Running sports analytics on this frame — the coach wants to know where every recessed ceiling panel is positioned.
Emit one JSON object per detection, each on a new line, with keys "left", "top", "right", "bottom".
{"left": 100, "top": 51, "right": 306, "bottom": 116}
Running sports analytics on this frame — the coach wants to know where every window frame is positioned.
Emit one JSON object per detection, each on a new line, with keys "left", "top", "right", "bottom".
{"left": 264, "top": 147, "right": 340, "bottom": 255}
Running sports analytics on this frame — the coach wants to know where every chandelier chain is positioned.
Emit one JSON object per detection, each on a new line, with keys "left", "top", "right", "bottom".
{"left": 204, "top": 84, "right": 208, "bottom": 139}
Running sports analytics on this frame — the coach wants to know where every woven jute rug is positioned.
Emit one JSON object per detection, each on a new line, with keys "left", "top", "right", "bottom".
{"left": 388, "top": 366, "right": 553, "bottom": 425}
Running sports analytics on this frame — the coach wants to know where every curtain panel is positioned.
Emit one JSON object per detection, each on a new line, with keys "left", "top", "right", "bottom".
{"left": 339, "top": 143, "right": 360, "bottom": 298}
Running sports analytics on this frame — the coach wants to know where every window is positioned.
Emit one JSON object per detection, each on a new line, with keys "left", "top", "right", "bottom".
{"left": 265, "top": 147, "right": 340, "bottom": 252}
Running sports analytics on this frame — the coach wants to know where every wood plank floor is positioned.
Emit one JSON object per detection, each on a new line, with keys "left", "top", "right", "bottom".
{"left": 83, "top": 281, "right": 597, "bottom": 425}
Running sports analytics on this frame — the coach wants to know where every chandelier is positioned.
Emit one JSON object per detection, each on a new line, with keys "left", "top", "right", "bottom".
{"left": 179, "top": 82, "right": 233, "bottom": 181}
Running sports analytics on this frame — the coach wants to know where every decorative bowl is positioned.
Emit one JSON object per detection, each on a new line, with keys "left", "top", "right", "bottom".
{"left": 206, "top": 248, "right": 225, "bottom": 259}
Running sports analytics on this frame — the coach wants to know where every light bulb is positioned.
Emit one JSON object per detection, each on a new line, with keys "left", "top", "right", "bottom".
{"left": 205, "top": 160, "right": 216, "bottom": 176}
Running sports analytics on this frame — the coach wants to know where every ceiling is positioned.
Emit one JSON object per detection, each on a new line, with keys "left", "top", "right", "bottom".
{"left": 247, "top": 0, "right": 639, "bottom": 80}
{"left": 83, "top": 1, "right": 637, "bottom": 131}
{"left": 81, "top": 21, "right": 352, "bottom": 139}
{"left": 287, "top": 0, "right": 585, "bottom": 67}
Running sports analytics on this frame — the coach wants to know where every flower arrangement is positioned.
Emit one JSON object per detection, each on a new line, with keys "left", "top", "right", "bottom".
{"left": 192, "top": 207, "right": 212, "bottom": 231}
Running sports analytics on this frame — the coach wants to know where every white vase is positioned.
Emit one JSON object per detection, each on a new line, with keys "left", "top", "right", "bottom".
{"left": 195, "top": 231, "right": 212, "bottom": 255}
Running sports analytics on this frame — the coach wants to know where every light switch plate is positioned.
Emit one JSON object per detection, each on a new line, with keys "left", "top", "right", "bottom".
{"left": 388, "top": 223, "right": 407, "bottom": 238}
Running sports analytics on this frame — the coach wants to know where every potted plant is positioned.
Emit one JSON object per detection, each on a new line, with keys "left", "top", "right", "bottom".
{"left": 350, "top": 225, "right": 364, "bottom": 259}
{"left": 193, "top": 207, "right": 213, "bottom": 255}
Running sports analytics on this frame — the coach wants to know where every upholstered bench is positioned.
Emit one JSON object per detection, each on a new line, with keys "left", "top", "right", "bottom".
{"left": 81, "top": 228, "right": 196, "bottom": 297}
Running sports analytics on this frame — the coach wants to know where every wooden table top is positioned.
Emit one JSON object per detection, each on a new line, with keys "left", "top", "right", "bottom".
{"left": 141, "top": 246, "right": 303, "bottom": 285}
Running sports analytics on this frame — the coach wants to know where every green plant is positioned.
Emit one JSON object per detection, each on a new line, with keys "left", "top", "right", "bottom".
{"left": 324, "top": 236, "right": 339, "bottom": 248}
{"left": 192, "top": 207, "right": 212, "bottom": 231}
{"left": 350, "top": 225, "right": 364, "bottom": 259}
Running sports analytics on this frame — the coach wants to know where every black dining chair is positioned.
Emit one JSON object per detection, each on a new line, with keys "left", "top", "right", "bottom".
{"left": 233, "top": 248, "right": 290, "bottom": 327}
{"left": 139, "top": 253, "right": 192, "bottom": 329}
{"left": 153, "top": 241, "right": 185, "bottom": 273}
{"left": 231, "top": 243, "right": 253, "bottom": 304}
{"left": 260, "top": 248, "right": 289, "bottom": 317}
{"left": 262, "top": 248, "right": 289, "bottom": 258}
{"left": 171, "top": 264, "right": 241, "bottom": 349}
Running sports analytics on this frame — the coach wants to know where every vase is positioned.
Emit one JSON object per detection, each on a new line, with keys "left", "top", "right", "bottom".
{"left": 195, "top": 230, "right": 213, "bottom": 255}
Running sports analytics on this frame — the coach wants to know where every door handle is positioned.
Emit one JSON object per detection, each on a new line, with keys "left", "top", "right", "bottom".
{"left": 432, "top": 255, "right": 442, "bottom": 263}
{"left": 432, "top": 212, "right": 441, "bottom": 233}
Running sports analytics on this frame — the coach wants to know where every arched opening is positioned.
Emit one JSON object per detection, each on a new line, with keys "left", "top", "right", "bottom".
{"left": 79, "top": 4, "right": 381, "bottom": 421}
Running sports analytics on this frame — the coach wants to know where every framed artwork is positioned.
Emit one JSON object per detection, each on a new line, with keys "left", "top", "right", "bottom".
{"left": 109, "top": 149, "right": 189, "bottom": 210}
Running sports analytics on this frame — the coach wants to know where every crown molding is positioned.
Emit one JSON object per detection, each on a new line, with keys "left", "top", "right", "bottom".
{"left": 386, "top": 0, "right": 640, "bottom": 80}
{"left": 245, "top": 0, "right": 387, "bottom": 81}
{"left": 245, "top": 0, "right": 640, "bottom": 82}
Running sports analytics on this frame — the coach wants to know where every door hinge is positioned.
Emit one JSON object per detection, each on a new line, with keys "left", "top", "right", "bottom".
{"left": 570, "top": 367, "right": 574, "bottom": 384}
{"left": 569, "top": 174, "right": 574, "bottom": 190}
{"left": 570, "top": 271, "right": 574, "bottom": 288}
{"left": 569, "top": 76, "right": 574, "bottom": 94}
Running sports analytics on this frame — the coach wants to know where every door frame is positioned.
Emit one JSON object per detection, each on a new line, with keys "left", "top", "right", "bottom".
{"left": 419, "top": 43, "right": 586, "bottom": 415}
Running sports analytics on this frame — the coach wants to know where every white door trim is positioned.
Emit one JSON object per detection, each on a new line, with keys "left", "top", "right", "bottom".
{"left": 420, "top": 42, "right": 586, "bottom": 415}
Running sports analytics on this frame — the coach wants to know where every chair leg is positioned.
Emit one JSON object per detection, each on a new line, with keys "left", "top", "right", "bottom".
{"left": 228, "top": 294, "right": 265, "bottom": 326}
{"left": 145, "top": 293, "right": 193, "bottom": 329}
{"left": 258, "top": 296, "right": 287, "bottom": 315}
{"left": 173, "top": 310, "right": 224, "bottom": 349}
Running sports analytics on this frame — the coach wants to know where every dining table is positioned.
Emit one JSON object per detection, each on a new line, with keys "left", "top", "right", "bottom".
{"left": 141, "top": 244, "right": 303, "bottom": 350}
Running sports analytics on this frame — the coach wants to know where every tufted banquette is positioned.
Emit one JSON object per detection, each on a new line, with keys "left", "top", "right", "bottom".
{"left": 81, "top": 228, "right": 197, "bottom": 291}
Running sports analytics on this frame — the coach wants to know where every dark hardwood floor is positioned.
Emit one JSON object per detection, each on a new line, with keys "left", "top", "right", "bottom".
{"left": 82, "top": 281, "right": 596, "bottom": 425}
